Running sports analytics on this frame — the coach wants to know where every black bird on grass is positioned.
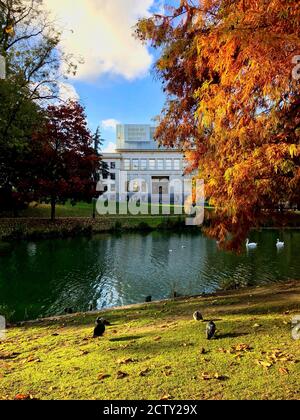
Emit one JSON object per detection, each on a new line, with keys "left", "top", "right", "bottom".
{"left": 93, "top": 317, "right": 106, "bottom": 338}
{"left": 145, "top": 296, "right": 152, "bottom": 303}
{"left": 193, "top": 311, "right": 203, "bottom": 321}
{"left": 206, "top": 321, "right": 216, "bottom": 340}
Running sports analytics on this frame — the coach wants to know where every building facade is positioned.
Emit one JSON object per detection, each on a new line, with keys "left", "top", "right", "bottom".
{"left": 101, "top": 124, "right": 191, "bottom": 204}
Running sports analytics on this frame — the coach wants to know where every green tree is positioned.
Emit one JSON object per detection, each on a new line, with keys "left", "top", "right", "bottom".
{"left": 93, "top": 127, "right": 109, "bottom": 182}
{"left": 0, "top": 0, "right": 77, "bottom": 213}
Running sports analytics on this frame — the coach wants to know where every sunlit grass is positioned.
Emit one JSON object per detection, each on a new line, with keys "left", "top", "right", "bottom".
{"left": 1, "top": 282, "right": 299, "bottom": 400}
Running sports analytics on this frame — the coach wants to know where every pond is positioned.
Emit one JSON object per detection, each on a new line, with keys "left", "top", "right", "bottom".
{"left": 0, "top": 229, "right": 300, "bottom": 322}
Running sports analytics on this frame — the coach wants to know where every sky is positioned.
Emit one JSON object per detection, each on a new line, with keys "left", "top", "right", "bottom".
{"left": 44, "top": 0, "right": 168, "bottom": 152}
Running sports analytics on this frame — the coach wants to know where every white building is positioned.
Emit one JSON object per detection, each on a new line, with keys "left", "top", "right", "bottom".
{"left": 101, "top": 124, "right": 192, "bottom": 204}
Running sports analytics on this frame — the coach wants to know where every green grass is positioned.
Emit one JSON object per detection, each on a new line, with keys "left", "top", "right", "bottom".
{"left": 1, "top": 282, "right": 300, "bottom": 400}
{"left": 1, "top": 201, "right": 213, "bottom": 219}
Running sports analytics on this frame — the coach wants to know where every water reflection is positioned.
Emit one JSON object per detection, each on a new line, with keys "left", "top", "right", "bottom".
{"left": 0, "top": 229, "right": 300, "bottom": 321}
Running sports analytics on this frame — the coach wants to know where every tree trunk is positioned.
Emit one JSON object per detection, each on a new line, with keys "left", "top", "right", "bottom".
{"left": 51, "top": 197, "right": 56, "bottom": 221}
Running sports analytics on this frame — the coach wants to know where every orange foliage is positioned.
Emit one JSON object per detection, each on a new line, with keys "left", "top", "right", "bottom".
{"left": 136, "top": 0, "right": 300, "bottom": 248}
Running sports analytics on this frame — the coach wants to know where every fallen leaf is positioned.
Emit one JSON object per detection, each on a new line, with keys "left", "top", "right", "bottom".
{"left": 256, "top": 360, "right": 273, "bottom": 369}
{"left": 0, "top": 352, "right": 20, "bottom": 360}
{"left": 163, "top": 368, "right": 172, "bottom": 377}
{"left": 117, "top": 371, "right": 129, "bottom": 379}
{"left": 14, "top": 394, "right": 33, "bottom": 401}
{"left": 139, "top": 368, "right": 151, "bottom": 377}
{"left": 117, "top": 358, "right": 135, "bottom": 365}
{"left": 202, "top": 372, "right": 228, "bottom": 381}
{"left": 202, "top": 372, "right": 214, "bottom": 381}
{"left": 160, "top": 394, "right": 173, "bottom": 401}
{"left": 98, "top": 373, "right": 111, "bottom": 381}
{"left": 214, "top": 373, "right": 229, "bottom": 381}
{"left": 26, "top": 355, "right": 41, "bottom": 363}
{"left": 232, "top": 344, "right": 252, "bottom": 353}
{"left": 279, "top": 367, "right": 289, "bottom": 375}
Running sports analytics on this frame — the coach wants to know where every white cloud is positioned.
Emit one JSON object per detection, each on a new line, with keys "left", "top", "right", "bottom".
{"left": 44, "top": 0, "right": 155, "bottom": 81}
{"left": 101, "top": 118, "right": 120, "bottom": 131}
{"left": 58, "top": 82, "right": 79, "bottom": 102}
{"left": 102, "top": 142, "right": 117, "bottom": 153}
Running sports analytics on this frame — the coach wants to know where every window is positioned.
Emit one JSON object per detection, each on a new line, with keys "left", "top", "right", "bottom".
{"left": 140, "top": 160, "right": 147, "bottom": 170}
{"left": 165, "top": 160, "right": 172, "bottom": 170}
{"left": 157, "top": 160, "right": 164, "bottom": 170}
{"left": 174, "top": 160, "right": 181, "bottom": 170}
{"left": 132, "top": 160, "right": 139, "bottom": 170}
{"left": 110, "top": 173, "right": 116, "bottom": 181}
{"left": 149, "top": 159, "right": 156, "bottom": 170}
{"left": 110, "top": 162, "right": 116, "bottom": 170}
{"left": 124, "top": 159, "right": 130, "bottom": 170}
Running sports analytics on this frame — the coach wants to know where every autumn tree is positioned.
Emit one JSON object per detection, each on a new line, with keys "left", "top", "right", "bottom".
{"left": 25, "top": 101, "right": 100, "bottom": 220}
{"left": 0, "top": 0, "right": 78, "bottom": 213}
{"left": 136, "top": 0, "right": 300, "bottom": 248}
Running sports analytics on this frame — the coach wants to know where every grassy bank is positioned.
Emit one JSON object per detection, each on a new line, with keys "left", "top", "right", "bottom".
{"left": 1, "top": 201, "right": 300, "bottom": 243}
{"left": 1, "top": 201, "right": 207, "bottom": 219}
{"left": 1, "top": 282, "right": 299, "bottom": 400}
{"left": 0, "top": 201, "right": 210, "bottom": 241}
{"left": 0, "top": 216, "right": 199, "bottom": 242}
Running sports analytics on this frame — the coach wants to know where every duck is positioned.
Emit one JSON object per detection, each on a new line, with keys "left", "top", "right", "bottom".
{"left": 93, "top": 317, "right": 106, "bottom": 338}
{"left": 206, "top": 321, "right": 216, "bottom": 340}
{"left": 276, "top": 239, "right": 285, "bottom": 249}
{"left": 246, "top": 239, "right": 258, "bottom": 249}
{"left": 193, "top": 311, "right": 203, "bottom": 321}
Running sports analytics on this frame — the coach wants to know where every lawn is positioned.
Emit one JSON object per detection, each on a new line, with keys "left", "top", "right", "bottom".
{"left": 2, "top": 201, "right": 213, "bottom": 219}
{"left": 1, "top": 282, "right": 299, "bottom": 400}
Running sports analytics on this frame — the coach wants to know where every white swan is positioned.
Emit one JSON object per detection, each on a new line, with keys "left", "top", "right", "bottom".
{"left": 246, "top": 238, "right": 258, "bottom": 249}
{"left": 276, "top": 239, "right": 285, "bottom": 248}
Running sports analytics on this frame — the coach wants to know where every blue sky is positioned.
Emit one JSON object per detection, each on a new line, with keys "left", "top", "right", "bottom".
{"left": 45, "top": 0, "right": 169, "bottom": 151}
{"left": 73, "top": 56, "right": 166, "bottom": 148}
